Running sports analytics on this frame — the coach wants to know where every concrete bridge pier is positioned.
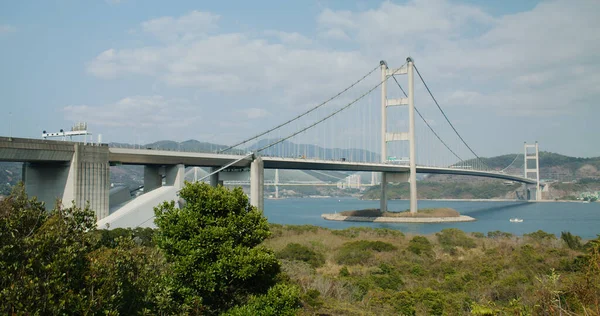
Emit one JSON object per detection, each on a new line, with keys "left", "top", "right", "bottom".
{"left": 380, "top": 172, "right": 410, "bottom": 212}
{"left": 209, "top": 167, "right": 221, "bottom": 187}
{"left": 22, "top": 143, "right": 110, "bottom": 220}
{"left": 143, "top": 164, "right": 185, "bottom": 192}
{"left": 250, "top": 157, "right": 264, "bottom": 211}
{"left": 380, "top": 172, "right": 387, "bottom": 212}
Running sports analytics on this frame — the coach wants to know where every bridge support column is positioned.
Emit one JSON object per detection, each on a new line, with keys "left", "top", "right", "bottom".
{"left": 22, "top": 143, "right": 110, "bottom": 220}
{"left": 209, "top": 167, "right": 220, "bottom": 187}
{"left": 165, "top": 164, "right": 185, "bottom": 190}
{"left": 144, "top": 165, "right": 162, "bottom": 193}
{"left": 380, "top": 172, "right": 387, "bottom": 212}
{"left": 250, "top": 157, "right": 264, "bottom": 211}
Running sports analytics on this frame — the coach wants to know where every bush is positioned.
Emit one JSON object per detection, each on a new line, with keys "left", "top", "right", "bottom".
{"left": 561, "top": 231, "right": 582, "bottom": 250}
{"left": 335, "top": 240, "right": 397, "bottom": 265}
{"left": 407, "top": 236, "right": 434, "bottom": 256}
{"left": 223, "top": 283, "right": 301, "bottom": 316}
{"left": 524, "top": 230, "right": 556, "bottom": 241}
{"left": 332, "top": 227, "right": 404, "bottom": 238}
{"left": 436, "top": 228, "right": 476, "bottom": 252}
{"left": 487, "top": 231, "right": 514, "bottom": 239}
{"left": 276, "top": 243, "right": 325, "bottom": 268}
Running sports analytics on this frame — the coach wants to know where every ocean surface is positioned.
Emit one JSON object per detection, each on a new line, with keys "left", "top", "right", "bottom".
{"left": 263, "top": 198, "right": 600, "bottom": 239}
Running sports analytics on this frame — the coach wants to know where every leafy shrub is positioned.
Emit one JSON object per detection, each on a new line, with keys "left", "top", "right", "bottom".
{"left": 276, "top": 243, "right": 325, "bottom": 268}
{"left": 335, "top": 240, "right": 397, "bottom": 265}
{"left": 371, "top": 263, "right": 404, "bottom": 290}
{"left": 407, "top": 236, "right": 434, "bottom": 256}
{"left": 302, "top": 289, "right": 323, "bottom": 309}
{"left": 332, "top": 226, "right": 404, "bottom": 238}
{"left": 524, "top": 230, "right": 556, "bottom": 241}
{"left": 224, "top": 283, "right": 301, "bottom": 316}
{"left": 436, "top": 228, "right": 476, "bottom": 252}
{"left": 335, "top": 247, "right": 373, "bottom": 265}
{"left": 339, "top": 266, "right": 350, "bottom": 277}
{"left": 487, "top": 230, "right": 514, "bottom": 239}
{"left": 561, "top": 231, "right": 582, "bottom": 250}
{"left": 471, "top": 232, "right": 485, "bottom": 238}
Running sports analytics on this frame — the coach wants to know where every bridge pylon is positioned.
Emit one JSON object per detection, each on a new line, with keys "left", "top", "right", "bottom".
{"left": 380, "top": 57, "right": 417, "bottom": 213}
{"left": 524, "top": 142, "right": 541, "bottom": 200}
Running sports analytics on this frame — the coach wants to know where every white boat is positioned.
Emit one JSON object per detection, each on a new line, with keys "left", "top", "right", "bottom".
{"left": 509, "top": 218, "right": 523, "bottom": 223}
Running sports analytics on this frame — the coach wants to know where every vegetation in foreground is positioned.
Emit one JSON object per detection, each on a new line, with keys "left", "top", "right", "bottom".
{"left": 0, "top": 183, "right": 300, "bottom": 315}
{"left": 1, "top": 183, "right": 599, "bottom": 315}
{"left": 340, "top": 207, "right": 460, "bottom": 218}
{"left": 266, "top": 225, "right": 600, "bottom": 315}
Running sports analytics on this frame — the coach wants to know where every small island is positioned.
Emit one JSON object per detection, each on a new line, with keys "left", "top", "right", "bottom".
{"left": 322, "top": 208, "right": 475, "bottom": 223}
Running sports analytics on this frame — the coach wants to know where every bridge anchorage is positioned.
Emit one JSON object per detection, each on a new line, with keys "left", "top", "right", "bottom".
{"left": 0, "top": 57, "right": 544, "bottom": 228}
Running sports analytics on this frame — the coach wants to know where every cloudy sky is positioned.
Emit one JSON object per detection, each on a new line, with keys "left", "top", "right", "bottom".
{"left": 1, "top": 0, "right": 599, "bottom": 157}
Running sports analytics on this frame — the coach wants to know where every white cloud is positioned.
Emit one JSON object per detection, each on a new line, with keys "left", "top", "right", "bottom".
{"left": 63, "top": 95, "right": 200, "bottom": 128}
{"left": 0, "top": 25, "right": 16, "bottom": 35}
{"left": 238, "top": 108, "right": 271, "bottom": 119}
{"left": 86, "top": 0, "right": 600, "bottom": 125}
{"left": 141, "top": 11, "right": 220, "bottom": 42}
{"left": 263, "top": 30, "right": 312, "bottom": 46}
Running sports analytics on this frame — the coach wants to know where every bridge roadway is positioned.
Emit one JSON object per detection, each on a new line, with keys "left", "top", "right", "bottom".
{"left": 109, "top": 148, "right": 536, "bottom": 185}
{"left": 0, "top": 138, "right": 536, "bottom": 185}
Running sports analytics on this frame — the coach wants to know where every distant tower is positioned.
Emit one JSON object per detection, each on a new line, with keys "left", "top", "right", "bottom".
{"left": 524, "top": 142, "right": 541, "bottom": 200}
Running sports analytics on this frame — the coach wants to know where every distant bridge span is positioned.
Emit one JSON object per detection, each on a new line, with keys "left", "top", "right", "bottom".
{"left": 108, "top": 148, "right": 537, "bottom": 185}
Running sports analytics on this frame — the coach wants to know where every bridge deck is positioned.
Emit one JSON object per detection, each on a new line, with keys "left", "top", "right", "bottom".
{"left": 0, "top": 138, "right": 537, "bottom": 185}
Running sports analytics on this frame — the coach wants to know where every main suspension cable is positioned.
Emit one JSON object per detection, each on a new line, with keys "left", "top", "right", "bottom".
{"left": 219, "top": 64, "right": 380, "bottom": 153}
{"left": 257, "top": 63, "right": 407, "bottom": 153}
{"left": 413, "top": 64, "right": 489, "bottom": 169}
{"left": 391, "top": 75, "right": 463, "bottom": 163}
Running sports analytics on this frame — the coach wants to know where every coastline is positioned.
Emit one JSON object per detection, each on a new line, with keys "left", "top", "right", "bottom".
{"left": 321, "top": 213, "right": 476, "bottom": 223}
{"left": 359, "top": 198, "right": 593, "bottom": 203}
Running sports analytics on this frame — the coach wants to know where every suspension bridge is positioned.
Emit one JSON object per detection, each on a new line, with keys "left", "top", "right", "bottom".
{"left": 0, "top": 57, "right": 542, "bottom": 228}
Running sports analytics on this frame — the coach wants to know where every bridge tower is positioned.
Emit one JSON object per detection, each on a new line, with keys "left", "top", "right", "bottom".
{"left": 380, "top": 57, "right": 417, "bottom": 213}
{"left": 524, "top": 142, "right": 541, "bottom": 200}
{"left": 275, "top": 169, "right": 280, "bottom": 199}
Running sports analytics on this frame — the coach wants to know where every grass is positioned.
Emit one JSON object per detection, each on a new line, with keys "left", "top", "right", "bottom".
{"left": 264, "top": 225, "right": 600, "bottom": 315}
{"left": 339, "top": 207, "right": 460, "bottom": 218}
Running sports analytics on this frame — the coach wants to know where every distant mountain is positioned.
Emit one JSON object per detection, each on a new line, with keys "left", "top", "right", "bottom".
{"left": 460, "top": 152, "right": 600, "bottom": 180}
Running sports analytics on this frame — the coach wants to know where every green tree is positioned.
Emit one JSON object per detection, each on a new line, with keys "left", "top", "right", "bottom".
{"left": 0, "top": 184, "right": 96, "bottom": 314}
{"left": 86, "top": 236, "right": 167, "bottom": 314}
{"left": 153, "top": 182, "right": 282, "bottom": 315}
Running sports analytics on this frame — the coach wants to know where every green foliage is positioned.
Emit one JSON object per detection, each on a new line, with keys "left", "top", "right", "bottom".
{"left": 86, "top": 236, "right": 166, "bottom": 314}
{"left": 487, "top": 230, "right": 514, "bottom": 239}
{"left": 276, "top": 243, "right": 325, "bottom": 268}
{"left": 561, "top": 231, "right": 582, "bottom": 250}
{"left": 223, "top": 283, "right": 301, "bottom": 316}
{"left": 332, "top": 226, "right": 404, "bottom": 238}
{"left": 335, "top": 240, "right": 397, "bottom": 265}
{"left": 302, "top": 289, "right": 324, "bottom": 309}
{"left": 370, "top": 263, "right": 404, "bottom": 290}
{"left": 471, "top": 232, "right": 485, "bottom": 238}
{"left": 96, "top": 227, "right": 156, "bottom": 248}
{"left": 436, "top": 228, "right": 476, "bottom": 252}
{"left": 524, "top": 230, "right": 557, "bottom": 241}
{"left": 153, "top": 182, "right": 280, "bottom": 314}
{"left": 407, "top": 236, "right": 434, "bottom": 256}
{"left": 339, "top": 266, "right": 350, "bottom": 277}
{"left": 0, "top": 184, "right": 96, "bottom": 314}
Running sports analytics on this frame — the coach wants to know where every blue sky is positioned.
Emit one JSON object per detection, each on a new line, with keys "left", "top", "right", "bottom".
{"left": 1, "top": 0, "right": 599, "bottom": 159}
